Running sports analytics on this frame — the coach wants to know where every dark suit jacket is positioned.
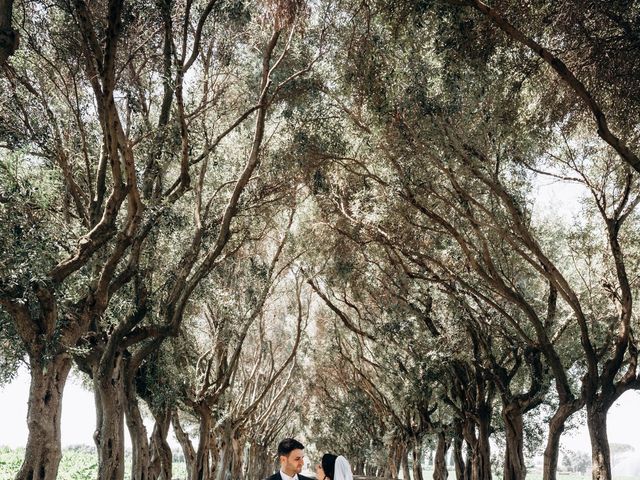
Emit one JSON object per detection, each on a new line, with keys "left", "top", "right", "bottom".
{"left": 265, "top": 472, "right": 314, "bottom": 480}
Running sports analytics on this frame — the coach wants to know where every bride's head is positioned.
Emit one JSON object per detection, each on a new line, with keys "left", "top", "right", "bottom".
{"left": 315, "top": 454, "right": 352, "bottom": 480}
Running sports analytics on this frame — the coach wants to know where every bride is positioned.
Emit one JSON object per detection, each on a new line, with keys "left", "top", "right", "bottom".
{"left": 315, "top": 454, "right": 353, "bottom": 480}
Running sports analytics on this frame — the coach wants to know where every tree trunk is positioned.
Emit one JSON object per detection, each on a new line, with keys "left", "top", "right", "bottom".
{"left": 401, "top": 444, "right": 412, "bottom": 480}
{"left": 543, "top": 401, "right": 581, "bottom": 480}
{"left": 16, "top": 355, "right": 72, "bottom": 480}
{"left": 192, "top": 405, "right": 212, "bottom": 480}
{"left": 93, "top": 353, "right": 127, "bottom": 480}
{"left": 125, "top": 366, "right": 151, "bottom": 480}
{"left": 230, "top": 434, "right": 243, "bottom": 480}
{"left": 413, "top": 443, "right": 424, "bottom": 480}
{"left": 453, "top": 436, "right": 466, "bottom": 480}
{"left": 464, "top": 443, "right": 472, "bottom": 480}
{"left": 471, "top": 413, "right": 492, "bottom": 480}
{"left": 173, "top": 410, "right": 196, "bottom": 480}
{"left": 149, "top": 408, "right": 173, "bottom": 480}
{"left": 587, "top": 403, "right": 612, "bottom": 480}
{"left": 385, "top": 440, "right": 403, "bottom": 479}
{"left": 257, "top": 444, "right": 274, "bottom": 479}
{"left": 214, "top": 437, "right": 230, "bottom": 480}
{"left": 433, "top": 432, "right": 449, "bottom": 480}
{"left": 502, "top": 407, "right": 526, "bottom": 480}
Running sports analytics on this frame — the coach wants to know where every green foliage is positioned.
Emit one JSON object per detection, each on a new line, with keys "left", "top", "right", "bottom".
{"left": 0, "top": 154, "right": 68, "bottom": 286}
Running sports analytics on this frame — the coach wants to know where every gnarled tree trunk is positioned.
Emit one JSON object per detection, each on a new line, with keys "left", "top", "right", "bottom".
{"left": 412, "top": 442, "right": 424, "bottom": 480}
{"left": 452, "top": 428, "right": 466, "bottom": 480}
{"left": 149, "top": 407, "right": 173, "bottom": 480}
{"left": 173, "top": 410, "right": 196, "bottom": 480}
{"left": 192, "top": 404, "right": 213, "bottom": 480}
{"left": 125, "top": 364, "right": 151, "bottom": 480}
{"left": 93, "top": 352, "right": 127, "bottom": 480}
{"left": 401, "top": 444, "right": 412, "bottom": 480}
{"left": 543, "top": 401, "right": 582, "bottom": 480}
{"left": 433, "top": 432, "right": 450, "bottom": 480}
{"left": 230, "top": 434, "right": 244, "bottom": 480}
{"left": 502, "top": 407, "right": 525, "bottom": 480}
{"left": 16, "top": 354, "right": 72, "bottom": 480}
{"left": 384, "top": 439, "right": 403, "bottom": 479}
{"left": 214, "top": 429, "right": 232, "bottom": 480}
{"left": 471, "top": 412, "right": 492, "bottom": 480}
{"left": 587, "top": 403, "right": 612, "bottom": 480}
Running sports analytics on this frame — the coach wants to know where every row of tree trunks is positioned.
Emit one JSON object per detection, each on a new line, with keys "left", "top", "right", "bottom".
{"left": 371, "top": 401, "right": 585, "bottom": 480}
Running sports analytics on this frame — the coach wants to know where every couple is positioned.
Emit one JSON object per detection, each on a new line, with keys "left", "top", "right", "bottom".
{"left": 267, "top": 438, "right": 353, "bottom": 480}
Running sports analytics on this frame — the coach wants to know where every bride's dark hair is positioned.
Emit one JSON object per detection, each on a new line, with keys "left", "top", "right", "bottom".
{"left": 321, "top": 454, "right": 337, "bottom": 479}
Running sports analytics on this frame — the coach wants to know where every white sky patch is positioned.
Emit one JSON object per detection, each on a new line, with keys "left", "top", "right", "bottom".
{"left": 531, "top": 174, "right": 589, "bottom": 225}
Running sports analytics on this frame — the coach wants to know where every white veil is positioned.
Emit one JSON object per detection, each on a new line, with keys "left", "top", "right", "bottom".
{"left": 333, "top": 455, "right": 353, "bottom": 480}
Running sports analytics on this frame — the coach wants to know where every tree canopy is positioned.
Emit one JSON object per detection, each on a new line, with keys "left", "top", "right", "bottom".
{"left": 1, "top": 1, "right": 639, "bottom": 480}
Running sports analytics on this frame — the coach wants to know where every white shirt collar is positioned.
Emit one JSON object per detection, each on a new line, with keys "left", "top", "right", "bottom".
{"left": 280, "top": 469, "right": 298, "bottom": 480}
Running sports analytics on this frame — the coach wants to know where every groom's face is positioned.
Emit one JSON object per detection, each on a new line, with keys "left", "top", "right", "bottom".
{"left": 280, "top": 449, "right": 305, "bottom": 476}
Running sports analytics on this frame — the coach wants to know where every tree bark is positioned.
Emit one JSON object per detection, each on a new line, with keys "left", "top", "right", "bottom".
{"left": 502, "top": 407, "right": 526, "bottom": 480}
{"left": 543, "top": 401, "right": 582, "bottom": 480}
{"left": 413, "top": 443, "right": 424, "bottom": 480}
{"left": 464, "top": 443, "right": 472, "bottom": 480}
{"left": 192, "top": 404, "right": 213, "bottom": 480}
{"left": 587, "top": 403, "right": 612, "bottom": 480}
{"left": 230, "top": 434, "right": 244, "bottom": 480}
{"left": 471, "top": 413, "right": 492, "bottom": 480}
{"left": 149, "top": 408, "right": 173, "bottom": 480}
{"left": 384, "top": 439, "right": 403, "bottom": 479}
{"left": 244, "top": 442, "right": 272, "bottom": 480}
{"left": 125, "top": 365, "right": 151, "bottom": 480}
{"left": 173, "top": 410, "right": 196, "bottom": 480}
{"left": 401, "top": 444, "right": 412, "bottom": 480}
{"left": 16, "top": 355, "right": 72, "bottom": 480}
{"left": 214, "top": 431, "right": 231, "bottom": 480}
{"left": 433, "top": 432, "right": 449, "bottom": 480}
{"left": 93, "top": 353, "right": 127, "bottom": 480}
{"left": 452, "top": 435, "right": 466, "bottom": 480}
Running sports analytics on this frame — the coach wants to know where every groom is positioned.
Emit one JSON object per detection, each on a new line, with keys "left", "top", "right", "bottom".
{"left": 266, "top": 438, "right": 313, "bottom": 480}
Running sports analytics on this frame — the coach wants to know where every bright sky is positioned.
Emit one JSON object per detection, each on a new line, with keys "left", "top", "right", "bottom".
{"left": 1, "top": 366, "right": 639, "bottom": 453}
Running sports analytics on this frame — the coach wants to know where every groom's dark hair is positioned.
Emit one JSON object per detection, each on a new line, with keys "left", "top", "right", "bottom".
{"left": 277, "top": 438, "right": 305, "bottom": 456}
